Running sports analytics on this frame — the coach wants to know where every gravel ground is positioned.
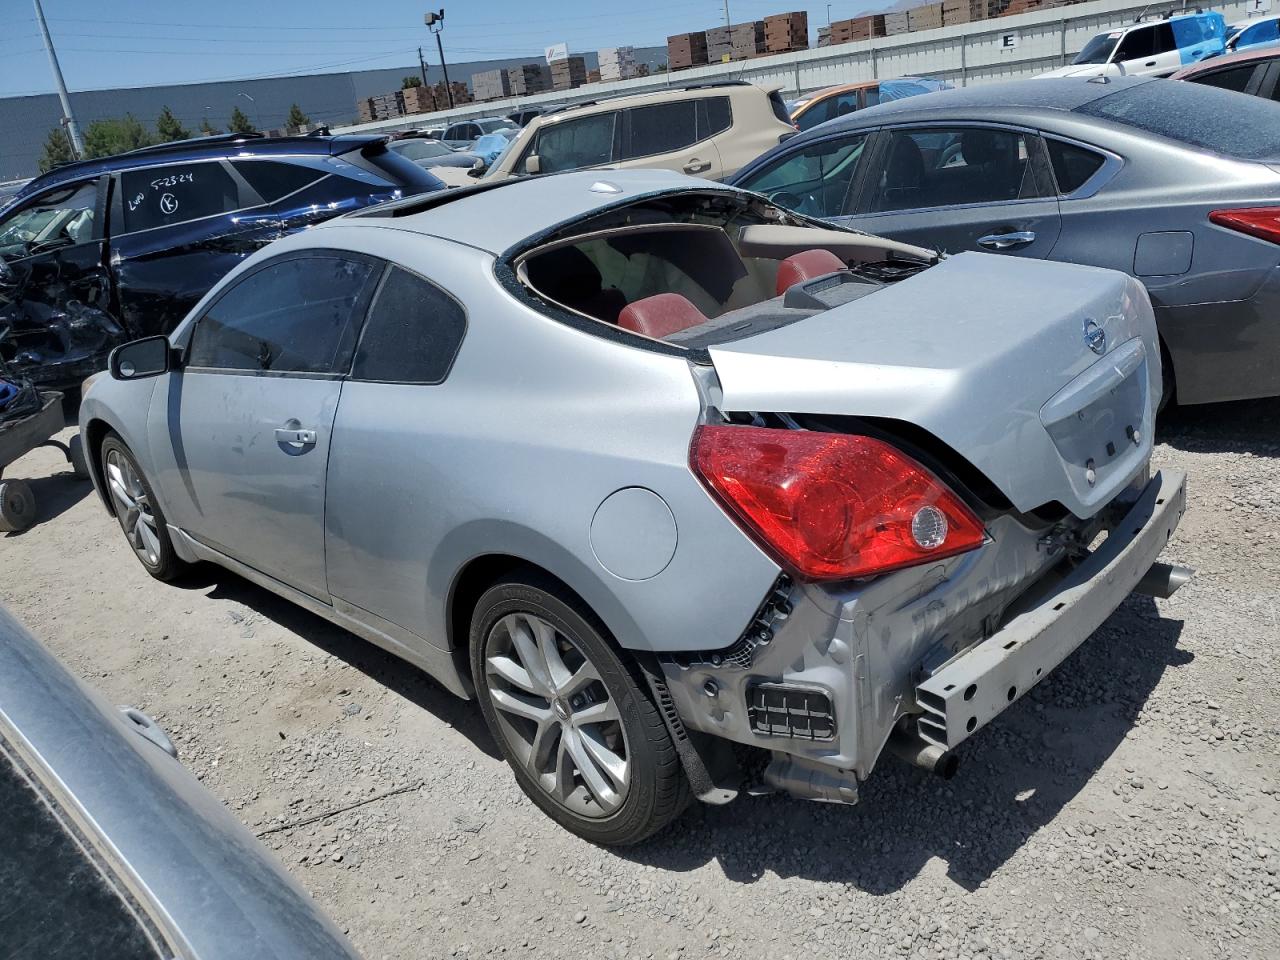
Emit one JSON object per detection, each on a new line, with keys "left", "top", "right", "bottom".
{"left": 1, "top": 399, "right": 1278, "bottom": 960}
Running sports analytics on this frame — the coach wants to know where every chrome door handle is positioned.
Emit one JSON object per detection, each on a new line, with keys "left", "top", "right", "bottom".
{"left": 977, "top": 230, "right": 1036, "bottom": 250}
{"left": 274, "top": 428, "right": 317, "bottom": 445}
{"left": 683, "top": 159, "right": 711, "bottom": 174}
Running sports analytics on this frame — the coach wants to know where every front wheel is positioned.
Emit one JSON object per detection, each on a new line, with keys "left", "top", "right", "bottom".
{"left": 99, "top": 433, "right": 188, "bottom": 582}
{"left": 470, "top": 573, "right": 689, "bottom": 845}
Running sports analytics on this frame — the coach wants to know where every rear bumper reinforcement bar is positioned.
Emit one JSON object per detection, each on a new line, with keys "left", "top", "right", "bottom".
{"left": 915, "top": 469, "right": 1188, "bottom": 750}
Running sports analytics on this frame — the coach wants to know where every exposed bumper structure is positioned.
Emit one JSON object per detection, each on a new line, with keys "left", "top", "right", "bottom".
{"left": 915, "top": 468, "right": 1188, "bottom": 751}
{"left": 663, "top": 469, "right": 1189, "bottom": 803}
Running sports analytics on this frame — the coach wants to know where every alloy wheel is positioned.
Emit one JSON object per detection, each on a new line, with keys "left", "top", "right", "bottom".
{"left": 105, "top": 449, "right": 162, "bottom": 567}
{"left": 484, "top": 612, "right": 631, "bottom": 818}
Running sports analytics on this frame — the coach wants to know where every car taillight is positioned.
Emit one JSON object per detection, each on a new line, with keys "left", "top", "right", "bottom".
{"left": 1209, "top": 207, "right": 1280, "bottom": 244}
{"left": 691, "top": 425, "right": 986, "bottom": 581}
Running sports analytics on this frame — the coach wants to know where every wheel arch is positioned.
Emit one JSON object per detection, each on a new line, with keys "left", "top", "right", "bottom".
{"left": 82, "top": 416, "right": 118, "bottom": 514}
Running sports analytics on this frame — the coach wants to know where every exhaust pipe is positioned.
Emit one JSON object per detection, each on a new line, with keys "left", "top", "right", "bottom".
{"left": 1134, "top": 561, "right": 1195, "bottom": 599}
{"left": 887, "top": 721, "right": 959, "bottom": 780}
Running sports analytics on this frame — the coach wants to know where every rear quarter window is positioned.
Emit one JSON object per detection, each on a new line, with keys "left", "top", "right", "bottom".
{"left": 232, "top": 160, "right": 324, "bottom": 202}
{"left": 352, "top": 265, "right": 466, "bottom": 383}
{"left": 120, "top": 162, "right": 239, "bottom": 232}
{"left": 1077, "top": 80, "right": 1280, "bottom": 160}
{"left": 1046, "top": 139, "right": 1107, "bottom": 194}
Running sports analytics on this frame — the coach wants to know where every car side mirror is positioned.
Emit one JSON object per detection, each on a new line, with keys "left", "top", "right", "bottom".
{"left": 110, "top": 336, "right": 173, "bottom": 381}
{"left": 524, "top": 155, "right": 541, "bottom": 175}
{"left": 467, "top": 164, "right": 486, "bottom": 178}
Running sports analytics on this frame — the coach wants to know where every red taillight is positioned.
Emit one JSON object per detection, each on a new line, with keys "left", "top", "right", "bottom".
{"left": 691, "top": 425, "right": 986, "bottom": 581}
{"left": 1209, "top": 207, "right": 1280, "bottom": 245}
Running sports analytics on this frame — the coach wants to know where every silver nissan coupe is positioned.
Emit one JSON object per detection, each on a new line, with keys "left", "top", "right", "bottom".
{"left": 79, "top": 170, "right": 1190, "bottom": 844}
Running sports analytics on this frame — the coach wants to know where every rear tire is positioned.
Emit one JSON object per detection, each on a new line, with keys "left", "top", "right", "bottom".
{"left": 0, "top": 479, "right": 36, "bottom": 532}
{"left": 470, "top": 572, "right": 689, "bottom": 845}
{"left": 99, "top": 433, "right": 188, "bottom": 582}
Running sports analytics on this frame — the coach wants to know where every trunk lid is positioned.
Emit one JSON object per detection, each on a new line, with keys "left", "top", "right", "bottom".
{"left": 706, "top": 252, "right": 1159, "bottom": 519}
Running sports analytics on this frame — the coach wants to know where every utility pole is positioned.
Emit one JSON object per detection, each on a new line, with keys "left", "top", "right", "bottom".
{"left": 425, "top": 10, "right": 454, "bottom": 110}
{"left": 418, "top": 47, "right": 429, "bottom": 87}
{"left": 723, "top": 1, "right": 732, "bottom": 26}
{"left": 827, "top": 4, "right": 832, "bottom": 26}
{"left": 32, "top": 0, "right": 83, "bottom": 157}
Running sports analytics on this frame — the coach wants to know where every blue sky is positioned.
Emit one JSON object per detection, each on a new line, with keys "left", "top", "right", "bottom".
{"left": 1, "top": 0, "right": 867, "bottom": 97}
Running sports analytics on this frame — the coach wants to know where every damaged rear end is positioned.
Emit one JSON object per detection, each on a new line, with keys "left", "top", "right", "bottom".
{"left": 666, "top": 252, "right": 1189, "bottom": 803}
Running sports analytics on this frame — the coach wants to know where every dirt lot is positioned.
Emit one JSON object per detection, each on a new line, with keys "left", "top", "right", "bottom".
{"left": 2, "top": 399, "right": 1279, "bottom": 960}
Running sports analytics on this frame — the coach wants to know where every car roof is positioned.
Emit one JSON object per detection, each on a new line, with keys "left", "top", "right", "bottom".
{"left": 1172, "top": 40, "right": 1280, "bottom": 76}
{"left": 795, "top": 76, "right": 1157, "bottom": 134}
{"left": 11, "top": 133, "right": 385, "bottom": 204}
{"left": 799, "top": 81, "right": 881, "bottom": 100}
{"left": 529, "top": 80, "right": 769, "bottom": 126}
{"left": 337, "top": 168, "right": 739, "bottom": 255}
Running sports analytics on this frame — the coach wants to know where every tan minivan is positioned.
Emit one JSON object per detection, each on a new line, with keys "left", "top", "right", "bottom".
{"left": 480, "top": 81, "right": 797, "bottom": 182}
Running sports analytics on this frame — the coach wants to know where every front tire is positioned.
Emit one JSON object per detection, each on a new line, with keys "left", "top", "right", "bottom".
{"left": 99, "top": 433, "right": 187, "bottom": 582}
{"left": 470, "top": 573, "right": 689, "bottom": 845}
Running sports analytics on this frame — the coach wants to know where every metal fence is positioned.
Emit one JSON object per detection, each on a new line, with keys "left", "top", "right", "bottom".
{"left": 334, "top": 0, "right": 1253, "bottom": 136}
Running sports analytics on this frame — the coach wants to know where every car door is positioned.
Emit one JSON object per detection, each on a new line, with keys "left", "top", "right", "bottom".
{"left": 109, "top": 159, "right": 275, "bottom": 340}
{"left": 160, "top": 251, "right": 379, "bottom": 599}
{"left": 620, "top": 99, "right": 722, "bottom": 179}
{"left": 731, "top": 131, "right": 873, "bottom": 222}
{"left": 524, "top": 111, "right": 621, "bottom": 176}
{"left": 1113, "top": 23, "right": 1181, "bottom": 76}
{"left": 0, "top": 176, "right": 123, "bottom": 388}
{"left": 844, "top": 124, "right": 1062, "bottom": 259}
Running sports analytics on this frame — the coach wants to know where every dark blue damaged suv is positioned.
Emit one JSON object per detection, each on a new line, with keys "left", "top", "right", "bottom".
{"left": 0, "top": 133, "right": 444, "bottom": 389}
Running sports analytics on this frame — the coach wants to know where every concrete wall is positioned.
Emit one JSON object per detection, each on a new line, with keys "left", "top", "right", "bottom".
{"left": 334, "top": 0, "right": 1252, "bottom": 136}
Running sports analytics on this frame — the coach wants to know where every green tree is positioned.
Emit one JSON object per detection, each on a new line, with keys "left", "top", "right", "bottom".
{"left": 286, "top": 102, "right": 311, "bottom": 131}
{"left": 155, "top": 105, "right": 191, "bottom": 142}
{"left": 37, "top": 126, "right": 75, "bottom": 172}
{"left": 402, "top": 75, "right": 423, "bottom": 88}
{"left": 82, "top": 114, "right": 154, "bottom": 159}
{"left": 198, "top": 117, "right": 219, "bottom": 136}
{"left": 227, "top": 105, "right": 256, "bottom": 134}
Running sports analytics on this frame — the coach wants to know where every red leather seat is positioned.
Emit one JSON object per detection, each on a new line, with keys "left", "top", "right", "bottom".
{"left": 617, "top": 294, "right": 708, "bottom": 339}
{"left": 775, "top": 249, "right": 848, "bottom": 295}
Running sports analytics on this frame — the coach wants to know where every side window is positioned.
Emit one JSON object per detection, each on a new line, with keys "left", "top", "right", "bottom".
{"left": 0, "top": 182, "right": 97, "bottom": 258}
{"left": 1192, "top": 64, "right": 1260, "bottom": 93}
{"left": 231, "top": 160, "right": 325, "bottom": 203}
{"left": 870, "top": 127, "right": 1044, "bottom": 213}
{"left": 188, "top": 256, "right": 376, "bottom": 374}
{"left": 700, "top": 97, "right": 733, "bottom": 138}
{"left": 737, "top": 135, "right": 868, "bottom": 218}
{"left": 535, "top": 113, "right": 617, "bottom": 173}
{"left": 625, "top": 101, "right": 698, "bottom": 159}
{"left": 1115, "top": 26, "right": 1156, "bottom": 61}
{"left": 1045, "top": 139, "right": 1107, "bottom": 195}
{"left": 864, "top": 87, "right": 881, "bottom": 108}
{"left": 120, "top": 163, "right": 239, "bottom": 233}
{"left": 796, "top": 97, "right": 834, "bottom": 132}
{"left": 1153, "top": 22, "right": 1177, "bottom": 53}
{"left": 352, "top": 266, "right": 466, "bottom": 383}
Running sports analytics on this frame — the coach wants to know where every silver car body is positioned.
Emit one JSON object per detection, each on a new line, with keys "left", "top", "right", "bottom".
{"left": 0, "top": 605, "right": 359, "bottom": 960}
{"left": 80, "top": 170, "right": 1186, "bottom": 805}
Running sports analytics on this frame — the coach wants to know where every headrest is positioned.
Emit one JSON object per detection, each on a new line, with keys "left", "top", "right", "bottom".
{"left": 775, "top": 249, "right": 848, "bottom": 296}
{"left": 616, "top": 293, "right": 708, "bottom": 339}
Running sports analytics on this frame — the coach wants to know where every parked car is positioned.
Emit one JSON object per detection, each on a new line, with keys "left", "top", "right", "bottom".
{"left": 1171, "top": 41, "right": 1280, "bottom": 98}
{"left": 81, "top": 169, "right": 1188, "bottom": 844}
{"left": 1226, "top": 14, "right": 1280, "bottom": 52}
{"left": 789, "top": 78, "right": 951, "bottom": 132}
{"left": 483, "top": 80, "right": 796, "bottom": 183}
{"left": 1038, "top": 10, "right": 1225, "bottom": 78}
{"left": 0, "top": 133, "right": 443, "bottom": 390}
{"left": 730, "top": 76, "right": 1280, "bottom": 405}
{"left": 440, "top": 117, "right": 518, "bottom": 149}
{"left": 0, "top": 604, "right": 360, "bottom": 960}
{"left": 0, "top": 178, "right": 29, "bottom": 204}
{"left": 386, "top": 135, "right": 480, "bottom": 186}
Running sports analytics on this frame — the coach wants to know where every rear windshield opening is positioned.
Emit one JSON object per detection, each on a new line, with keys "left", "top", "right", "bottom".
{"left": 515, "top": 193, "right": 931, "bottom": 349}
{"left": 1076, "top": 79, "right": 1280, "bottom": 161}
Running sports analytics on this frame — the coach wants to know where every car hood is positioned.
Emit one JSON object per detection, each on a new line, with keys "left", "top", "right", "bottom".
{"left": 706, "top": 252, "right": 1160, "bottom": 519}
{"left": 1035, "top": 63, "right": 1111, "bottom": 78}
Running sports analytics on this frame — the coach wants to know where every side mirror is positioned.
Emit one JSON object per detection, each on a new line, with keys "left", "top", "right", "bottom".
{"left": 467, "top": 164, "right": 486, "bottom": 178}
{"left": 109, "top": 336, "right": 172, "bottom": 381}
{"left": 524, "top": 155, "right": 541, "bottom": 175}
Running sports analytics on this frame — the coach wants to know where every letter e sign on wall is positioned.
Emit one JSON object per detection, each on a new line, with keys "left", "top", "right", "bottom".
{"left": 1000, "top": 32, "right": 1020, "bottom": 50}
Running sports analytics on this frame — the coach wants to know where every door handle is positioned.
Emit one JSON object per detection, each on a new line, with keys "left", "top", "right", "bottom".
{"left": 1144, "top": 60, "right": 1157, "bottom": 66}
{"left": 683, "top": 158, "right": 711, "bottom": 174}
{"left": 274, "top": 427, "right": 317, "bottom": 445}
{"left": 977, "top": 230, "right": 1036, "bottom": 250}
